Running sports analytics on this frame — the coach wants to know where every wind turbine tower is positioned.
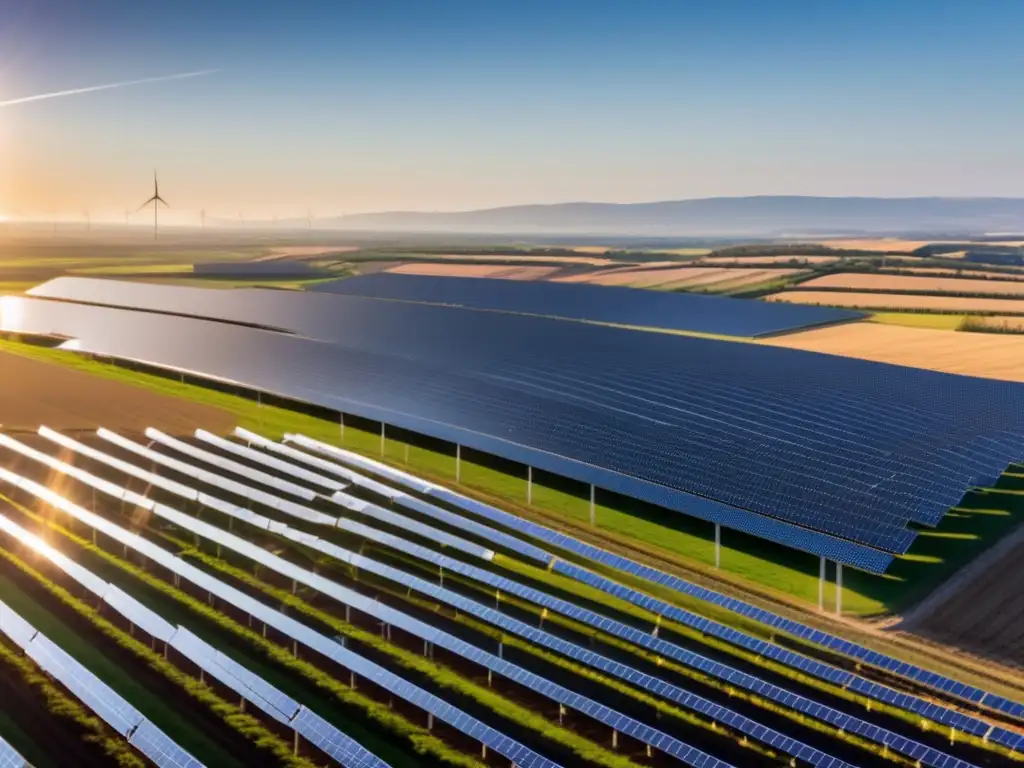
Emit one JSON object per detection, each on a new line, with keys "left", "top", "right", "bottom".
{"left": 137, "top": 171, "right": 169, "bottom": 241}
{"left": 307, "top": 208, "right": 314, "bottom": 229}
{"left": 200, "top": 209, "right": 206, "bottom": 229}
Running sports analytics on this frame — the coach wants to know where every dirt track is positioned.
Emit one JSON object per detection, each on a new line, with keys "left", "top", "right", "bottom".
{"left": 0, "top": 352, "right": 234, "bottom": 435}
{"left": 909, "top": 536, "right": 1024, "bottom": 670}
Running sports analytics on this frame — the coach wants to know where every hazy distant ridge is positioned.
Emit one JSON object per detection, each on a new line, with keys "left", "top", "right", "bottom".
{"left": 225, "top": 197, "right": 1024, "bottom": 236}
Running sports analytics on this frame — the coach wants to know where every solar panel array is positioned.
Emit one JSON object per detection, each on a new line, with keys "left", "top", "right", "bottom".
{"left": 23, "top": 427, "right": 1007, "bottom": 768}
{"left": 19, "top": 446, "right": 736, "bottom": 768}
{"left": 307, "top": 271, "right": 867, "bottom": 337}
{"left": 0, "top": 599, "right": 203, "bottom": 768}
{"left": 85, "top": 427, "right": 493, "bottom": 560}
{"left": 0, "top": 464, "right": 563, "bottom": 768}
{"left": 12, "top": 282, "right": 1024, "bottom": 569}
{"left": 0, "top": 506, "right": 390, "bottom": 768}
{"left": 293, "top": 434, "right": 1024, "bottom": 725}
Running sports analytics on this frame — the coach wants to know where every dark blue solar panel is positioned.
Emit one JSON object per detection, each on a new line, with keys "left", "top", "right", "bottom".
{"left": 307, "top": 272, "right": 866, "bottom": 337}
{"left": 1, "top": 294, "right": 894, "bottom": 570}
{"left": 12, "top": 279, "right": 1024, "bottom": 567}
{"left": 301, "top": 447, "right": 1024, "bottom": 726}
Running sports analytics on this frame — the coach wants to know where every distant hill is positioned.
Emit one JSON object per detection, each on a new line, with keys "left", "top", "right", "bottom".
{"left": 215, "top": 197, "right": 1024, "bottom": 237}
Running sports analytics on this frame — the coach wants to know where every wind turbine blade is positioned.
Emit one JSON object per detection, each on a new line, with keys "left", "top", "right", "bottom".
{"left": 137, "top": 196, "right": 158, "bottom": 212}
{"left": 155, "top": 195, "right": 170, "bottom": 208}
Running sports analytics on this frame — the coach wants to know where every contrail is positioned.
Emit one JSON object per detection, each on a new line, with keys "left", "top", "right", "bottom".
{"left": 0, "top": 69, "right": 218, "bottom": 108}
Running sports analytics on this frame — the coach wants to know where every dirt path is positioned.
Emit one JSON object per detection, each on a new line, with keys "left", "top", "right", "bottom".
{"left": 0, "top": 351, "right": 234, "bottom": 436}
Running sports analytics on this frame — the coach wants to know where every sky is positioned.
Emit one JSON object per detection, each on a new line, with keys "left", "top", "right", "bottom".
{"left": 3, "top": 0, "right": 1024, "bottom": 222}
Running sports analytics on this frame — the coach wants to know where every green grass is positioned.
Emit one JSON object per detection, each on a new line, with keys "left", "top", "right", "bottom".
{"left": 0, "top": 709, "right": 56, "bottom": 768}
{"left": 0, "top": 338, "right": 1019, "bottom": 622}
{"left": 870, "top": 312, "right": 967, "bottom": 330}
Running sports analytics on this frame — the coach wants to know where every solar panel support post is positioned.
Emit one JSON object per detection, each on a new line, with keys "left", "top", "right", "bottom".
{"left": 589, "top": 484, "right": 595, "bottom": 525}
{"left": 612, "top": 729, "right": 618, "bottom": 750}
{"left": 527, "top": 466, "right": 532, "bottom": 505}
{"left": 456, "top": 444, "right": 461, "bottom": 483}
{"left": 293, "top": 729, "right": 299, "bottom": 757}
{"left": 836, "top": 562, "right": 843, "bottom": 616}
{"left": 380, "top": 423, "right": 385, "bottom": 456}
{"left": 818, "top": 556, "right": 825, "bottom": 612}
{"left": 714, "top": 523, "right": 721, "bottom": 569}
{"left": 339, "top": 412, "right": 344, "bottom": 442}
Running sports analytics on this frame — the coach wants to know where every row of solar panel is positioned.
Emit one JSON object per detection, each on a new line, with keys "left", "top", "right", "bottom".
{"left": 0, "top": 597, "right": 202, "bottom": 768}
{"left": 0, "top": 736, "right": 28, "bottom": 768}
{"left": 7, "top": 426, "right": 1013, "bottom": 764}
{"left": 23, "top": 442, "right": 739, "bottom": 768}
{"left": 0, "top": 508, "right": 391, "bottom": 768}
{"left": 31, "top": 280, "right": 1023, "bottom": 511}
{"left": 219, "top": 437, "right": 996, "bottom": 768}
{"left": 293, "top": 434, "right": 1024, "bottom": 725}
{"left": 308, "top": 272, "right": 868, "bottom": 337}
{"left": 251, "top": 432, "right": 1012, "bottom": 763}
{"left": 4, "top": 290, "right": 1001, "bottom": 567}
{"left": 48, "top": 426, "right": 1011, "bottom": 767}
{"left": 0, "top": 464, "right": 563, "bottom": 768}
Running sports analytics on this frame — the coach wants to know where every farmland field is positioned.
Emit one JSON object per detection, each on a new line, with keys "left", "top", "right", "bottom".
{"left": 879, "top": 266, "right": 1024, "bottom": 279}
{"left": 869, "top": 312, "right": 967, "bottom": 330}
{"left": 387, "top": 262, "right": 562, "bottom": 279}
{"left": 554, "top": 266, "right": 722, "bottom": 287}
{"left": 766, "top": 290, "right": 1024, "bottom": 313}
{"left": 799, "top": 272, "right": 1024, "bottom": 295}
{"left": 763, "top": 322, "right": 1024, "bottom": 381}
{"left": 699, "top": 255, "right": 840, "bottom": 265}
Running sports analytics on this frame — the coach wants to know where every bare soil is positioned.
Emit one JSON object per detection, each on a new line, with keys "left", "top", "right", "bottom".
{"left": 909, "top": 538, "right": 1024, "bottom": 670}
{"left": 0, "top": 351, "right": 234, "bottom": 434}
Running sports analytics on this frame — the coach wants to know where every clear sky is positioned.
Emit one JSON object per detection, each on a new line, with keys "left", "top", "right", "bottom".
{"left": 3, "top": 0, "right": 1024, "bottom": 222}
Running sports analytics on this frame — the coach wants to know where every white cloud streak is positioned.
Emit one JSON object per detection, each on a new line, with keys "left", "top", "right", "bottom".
{"left": 0, "top": 69, "right": 219, "bottom": 108}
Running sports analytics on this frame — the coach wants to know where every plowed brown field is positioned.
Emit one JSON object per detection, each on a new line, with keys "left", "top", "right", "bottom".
{"left": 387, "top": 263, "right": 560, "bottom": 279}
{"left": 912, "top": 537, "right": 1024, "bottom": 670}
{"left": 0, "top": 351, "right": 234, "bottom": 434}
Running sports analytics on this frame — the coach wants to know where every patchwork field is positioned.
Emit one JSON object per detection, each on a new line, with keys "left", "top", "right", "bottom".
{"left": 764, "top": 323, "right": 1024, "bottom": 381}
{"left": 767, "top": 290, "right": 1024, "bottom": 313}
{"left": 699, "top": 255, "right": 840, "bottom": 265}
{"left": 800, "top": 273, "right": 1024, "bottom": 295}
{"left": 387, "top": 262, "right": 561, "bottom": 279}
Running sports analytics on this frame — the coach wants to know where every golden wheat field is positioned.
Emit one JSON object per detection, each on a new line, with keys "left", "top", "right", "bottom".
{"left": 554, "top": 266, "right": 715, "bottom": 286}
{"left": 664, "top": 268, "right": 805, "bottom": 289}
{"left": 800, "top": 273, "right": 1024, "bottom": 295}
{"left": 766, "top": 291, "right": 1024, "bottom": 313}
{"left": 764, "top": 324, "right": 1024, "bottom": 381}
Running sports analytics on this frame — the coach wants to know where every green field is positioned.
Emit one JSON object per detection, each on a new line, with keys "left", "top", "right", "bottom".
{"left": 869, "top": 312, "right": 968, "bottom": 330}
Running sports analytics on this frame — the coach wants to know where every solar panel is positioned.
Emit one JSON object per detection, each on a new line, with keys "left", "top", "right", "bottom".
{"left": 194, "top": 429, "right": 345, "bottom": 493}
{"left": 127, "top": 720, "right": 205, "bottom": 768}
{"left": 283, "top": 434, "right": 554, "bottom": 565}
{"left": 0, "top": 468, "right": 563, "bottom": 768}
{"left": 90, "top": 428, "right": 336, "bottom": 526}
{"left": 293, "top": 437, "right": 1024, "bottom": 728}
{"left": 199, "top": 429, "right": 495, "bottom": 560}
{"left": 145, "top": 429, "right": 317, "bottom": 501}
{"left": 0, "top": 736, "right": 28, "bottom": 768}
{"left": 14, "top": 291, "right": 1019, "bottom": 569}
{"left": 36, "top": 442, "right": 734, "bottom": 768}
{"left": 103, "top": 585, "right": 177, "bottom": 643}
{"left": 36, "top": 271, "right": 868, "bottom": 339}
{"left": 92, "top": 427, "right": 491, "bottom": 559}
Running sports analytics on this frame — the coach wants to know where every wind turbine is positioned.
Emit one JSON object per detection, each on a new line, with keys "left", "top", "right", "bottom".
{"left": 82, "top": 209, "right": 91, "bottom": 233}
{"left": 307, "top": 208, "right": 314, "bottom": 229}
{"left": 137, "top": 171, "right": 169, "bottom": 241}
{"left": 200, "top": 208, "right": 206, "bottom": 229}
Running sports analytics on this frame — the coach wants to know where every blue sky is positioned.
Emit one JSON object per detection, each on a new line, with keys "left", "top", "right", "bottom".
{"left": 3, "top": 0, "right": 1024, "bottom": 221}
